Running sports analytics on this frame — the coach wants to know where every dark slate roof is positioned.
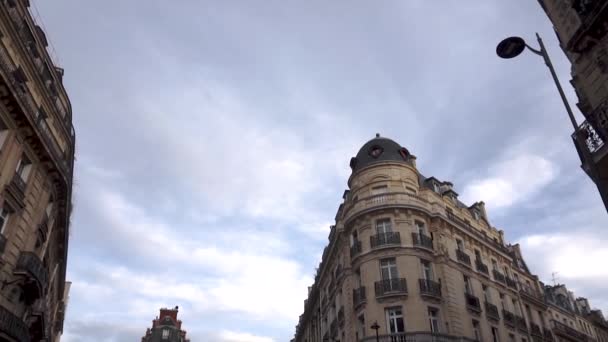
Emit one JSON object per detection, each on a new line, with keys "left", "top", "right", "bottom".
{"left": 350, "top": 134, "right": 411, "bottom": 173}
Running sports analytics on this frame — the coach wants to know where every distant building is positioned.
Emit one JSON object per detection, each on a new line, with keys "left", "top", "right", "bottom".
{"left": 292, "top": 135, "right": 606, "bottom": 342}
{"left": 141, "top": 306, "right": 190, "bottom": 342}
{"left": 0, "top": 1, "right": 75, "bottom": 341}
{"left": 537, "top": 0, "right": 608, "bottom": 211}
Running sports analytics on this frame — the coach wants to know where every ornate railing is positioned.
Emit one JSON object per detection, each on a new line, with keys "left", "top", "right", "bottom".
{"left": 418, "top": 278, "right": 441, "bottom": 298}
{"left": 492, "top": 269, "right": 506, "bottom": 284}
{"left": 465, "top": 293, "right": 481, "bottom": 313}
{"left": 506, "top": 277, "right": 518, "bottom": 289}
{"left": 412, "top": 232, "right": 433, "bottom": 250}
{"left": 485, "top": 302, "right": 500, "bottom": 321}
{"left": 455, "top": 249, "right": 471, "bottom": 266}
{"left": 520, "top": 285, "right": 545, "bottom": 303}
{"left": 475, "top": 259, "right": 489, "bottom": 275}
{"left": 552, "top": 319, "right": 589, "bottom": 341}
{"left": 515, "top": 315, "right": 528, "bottom": 333}
{"left": 531, "top": 323, "right": 542, "bottom": 337}
{"left": 370, "top": 232, "right": 401, "bottom": 248}
{"left": 375, "top": 278, "right": 407, "bottom": 297}
{"left": 0, "top": 305, "right": 30, "bottom": 342}
{"left": 350, "top": 240, "right": 362, "bottom": 258}
{"left": 543, "top": 328, "right": 554, "bottom": 341}
{"left": 359, "top": 332, "right": 478, "bottom": 342}
{"left": 353, "top": 287, "right": 366, "bottom": 307}
{"left": 15, "top": 251, "right": 48, "bottom": 297}
{"left": 502, "top": 309, "right": 516, "bottom": 327}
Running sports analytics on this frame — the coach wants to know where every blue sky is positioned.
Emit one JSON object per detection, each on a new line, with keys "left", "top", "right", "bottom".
{"left": 31, "top": 0, "right": 608, "bottom": 341}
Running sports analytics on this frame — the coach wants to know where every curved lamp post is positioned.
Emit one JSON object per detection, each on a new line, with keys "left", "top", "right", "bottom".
{"left": 371, "top": 321, "right": 380, "bottom": 342}
{"left": 496, "top": 33, "right": 578, "bottom": 130}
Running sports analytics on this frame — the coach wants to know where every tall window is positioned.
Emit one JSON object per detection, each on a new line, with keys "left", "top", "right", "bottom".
{"left": 386, "top": 307, "right": 405, "bottom": 334}
{"left": 421, "top": 259, "right": 433, "bottom": 280}
{"left": 351, "top": 230, "right": 358, "bottom": 246}
{"left": 473, "top": 211, "right": 480, "bottom": 220}
{"left": 456, "top": 239, "right": 464, "bottom": 251}
{"left": 162, "top": 329, "right": 170, "bottom": 339}
{"left": 355, "top": 268, "right": 362, "bottom": 288}
{"left": 380, "top": 258, "right": 398, "bottom": 280}
{"left": 472, "top": 320, "right": 481, "bottom": 341}
{"left": 0, "top": 206, "right": 10, "bottom": 235}
{"left": 491, "top": 326, "right": 500, "bottom": 342}
{"left": 428, "top": 307, "right": 440, "bottom": 333}
{"left": 512, "top": 299, "right": 520, "bottom": 315}
{"left": 357, "top": 315, "right": 365, "bottom": 339}
{"left": 376, "top": 219, "right": 392, "bottom": 234}
{"left": 463, "top": 274, "right": 473, "bottom": 294}
{"left": 503, "top": 266, "right": 510, "bottom": 278}
{"left": 491, "top": 259, "right": 498, "bottom": 271}
{"left": 474, "top": 249, "right": 482, "bottom": 261}
{"left": 508, "top": 333, "right": 516, "bottom": 342}
{"left": 432, "top": 182, "right": 440, "bottom": 193}
{"left": 483, "top": 285, "right": 491, "bottom": 303}
{"left": 0, "top": 120, "right": 8, "bottom": 150}
{"left": 415, "top": 221, "right": 426, "bottom": 235}
{"left": 15, "top": 155, "right": 32, "bottom": 182}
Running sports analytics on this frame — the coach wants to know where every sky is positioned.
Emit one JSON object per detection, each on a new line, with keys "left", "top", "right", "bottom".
{"left": 29, "top": 0, "right": 608, "bottom": 341}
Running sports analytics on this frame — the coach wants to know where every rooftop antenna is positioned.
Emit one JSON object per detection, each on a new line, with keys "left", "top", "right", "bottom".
{"left": 551, "top": 272, "right": 559, "bottom": 285}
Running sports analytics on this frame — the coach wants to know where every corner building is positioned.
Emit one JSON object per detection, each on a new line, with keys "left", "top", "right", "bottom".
{"left": 141, "top": 307, "right": 190, "bottom": 342}
{"left": 293, "top": 135, "right": 604, "bottom": 342}
{"left": 0, "top": 1, "right": 75, "bottom": 341}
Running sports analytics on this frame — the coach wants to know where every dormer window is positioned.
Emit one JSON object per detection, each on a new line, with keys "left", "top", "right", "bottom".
{"left": 473, "top": 211, "right": 480, "bottom": 220}
{"left": 162, "top": 329, "right": 170, "bottom": 339}
{"left": 432, "top": 182, "right": 440, "bottom": 193}
{"left": 369, "top": 145, "right": 384, "bottom": 158}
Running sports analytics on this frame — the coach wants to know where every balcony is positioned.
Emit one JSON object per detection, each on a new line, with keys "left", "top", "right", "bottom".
{"left": 492, "top": 269, "right": 506, "bottom": 284}
{"left": 13, "top": 251, "right": 48, "bottom": 304}
{"left": 353, "top": 287, "right": 366, "bottom": 308}
{"left": 552, "top": 319, "right": 590, "bottom": 341}
{"left": 485, "top": 302, "right": 500, "bottom": 321}
{"left": 359, "top": 332, "right": 478, "bottom": 342}
{"left": 475, "top": 259, "right": 489, "bottom": 276}
{"left": 370, "top": 232, "right": 401, "bottom": 249}
{"left": 515, "top": 315, "right": 528, "bottom": 334}
{"left": 0, "top": 305, "right": 30, "bottom": 342}
{"left": 531, "top": 323, "right": 542, "bottom": 337}
{"left": 543, "top": 328, "right": 554, "bottom": 341}
{"left": 464, "top": 293, "right": 481, "bottom": 313}
{"left": 506, "top": 277, "right": 517, "bottom": 289}
{"left": 4, "top": 174, "right": 26, "bottom": 210}
{"left": 445, "top": 211, "right": 510, "bottom": 255}
{"left": 350, "top": 240, "right": 362, "bottom": 258}
{"left": 418, "top": 278, "right": 441, "bottom": 299}
{"left": 375, "top": 278, "right": 408, "bottom": 298}
{"left": 520, "top": 285, "right": 546, "bottom": 306}
{"left": 502, "top": 309, "right": 516, "bottom": 328}
{"left": 411, "top": 232, "right": 433, "bottom": 251}
{"left": 455, "top": 249, "right": 471, "bottom": 266}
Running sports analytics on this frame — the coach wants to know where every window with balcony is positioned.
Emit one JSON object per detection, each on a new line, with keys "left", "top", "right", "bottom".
{"left": 357, "top": 315, "right": 365, "bottom": 340}
{"left": 415, "top": 221, "right": 426, "bottom": 235}
{"left": 464, "top": 274, "right": 473, "bottom": 295}
{"left": 491, "top": 326, "right": 500, "bottom": 342}
{"left": 376, "top": 219, "right": 392, "bottom": 234}
{"left": 491, "top": 259, "right": 498, "bottom": 270}
{"left": 385, "top": 307, "right": 405, "bottom": 334}
{"left": 456, "top": 239, "right": 464, "bottom": 251}
{"left": 0, "top": 206, "right": 10, "bottom": 234}
{"left": 483, "top": 285, "right": 491, "bottom": 302}
{"left": 472, "top": 320, "right": 482, "bottom": 341}
{"left": 500, "top": 293, "right": 506, "bottom": 310}
{"left": 421, "top": 259, "right": 433, "bottom": 280}
{"left": 428, "top": 307, "right": 440, "bottom": 333}
{"left": 15, "top": 156, "right": 32, "bottom": 183}
{"left": 380, "top": 258, "right": 398, "bottom": 280}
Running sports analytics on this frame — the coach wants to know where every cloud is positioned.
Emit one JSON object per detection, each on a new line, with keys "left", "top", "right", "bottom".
{"left": 461, "top": 154, "right": 558, "bottom": 209}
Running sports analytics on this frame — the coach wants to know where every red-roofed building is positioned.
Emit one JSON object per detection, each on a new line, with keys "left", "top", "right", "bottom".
{"left": 141, "top": 306, "right": 190, "bottom": 342}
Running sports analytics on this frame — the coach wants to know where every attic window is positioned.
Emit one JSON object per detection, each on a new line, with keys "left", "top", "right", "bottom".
{"left": 432, "top": 182, "right": 440, "bottom": 193}
{"left": 473, "top": 211, "right": 480, "bottom": 220}
{"left": 369, "top": 145, "right": 383, "bottom": 158}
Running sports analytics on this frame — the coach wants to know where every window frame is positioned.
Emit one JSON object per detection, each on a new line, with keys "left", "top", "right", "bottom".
{"left": 385, "top": 307, "right": 405, "bottom": 334}
{"left": 380, "top": 258, "right": 398, "bottom": 280}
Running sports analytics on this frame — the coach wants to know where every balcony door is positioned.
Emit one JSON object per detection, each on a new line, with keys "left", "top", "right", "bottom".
{"left": 421, "top": 259, "right": 433, "bottom": 281}
{"left": 376, "top": 219, "right": 392, "bottom": 234}
{"left": 380, "top": 258, "right": 398, "bottom": 281}
{"left": 385, "top": 307, "right": 405, "bottom": 335}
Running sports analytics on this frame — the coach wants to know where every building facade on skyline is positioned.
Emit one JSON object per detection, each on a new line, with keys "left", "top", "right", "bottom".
{"left": 292, "top": 135, "right": 608, "bottom": 342}
{"left": 537, "top": 0, "right": 608, "bottom": 211}
{"left": 0, "top": 1, "right": 75, "bottom": 341}
{"left": 141, "top": 306, "right": 190, "bottom": 342}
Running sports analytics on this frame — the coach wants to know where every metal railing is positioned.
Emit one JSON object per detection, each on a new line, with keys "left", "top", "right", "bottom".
{"left": 551, "top": 319, "right": 590, "bottom": 341}
{"left": 465, "top": 293, "right": 481, "bottom": 312}
{"left": 502, "top": 309, "right": 515, "bottom": 327}
{"left": 543, "top": 328, "right": 554, "bottom": 341}
{"left": 418, "top": 278, "right": 441, "bottom": 298}
{"left": 412, "top": 232, "right": 433, "bottom": 250}
{"left": 455, "top": 249, "right": 471, "bottom": 266}
{"left": 485, "top": 302, "right": 500, "bottom": 321}
{"left": 353, "top": 287, "right": 366, "bottom": 307}
{"left": 359, "top": 332, "right": 478, "bottom": 342}
{"left": 530, "top": 323, "right": 542, "bottom": 337}
{"left": 350, "top": 240, "right": 362, "bottom": 258}
{"left": 520, "top": 284, "right": 545, "bottom": 302}
{"left": 0, "top": 305, "right": 30, "bottom": 342}
{"left": 375, "top": 278, "right": 408, "bottom": 297}
{"left": 475, "top": 259, "right": 489, "bottom": 275}
{"left": 370, "top": 232, "right": 401, "bottom": 248}
{"left": 515, "top": 315, "right": 528, "bottom": 333}
{"left": 492, "top": 269, "right": 506, "bottom": 284}
{"left": 506, "top": 277, "right": 517, "bottom": 289}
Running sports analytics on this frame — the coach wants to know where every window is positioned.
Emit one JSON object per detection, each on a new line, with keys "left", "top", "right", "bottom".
{"left": 380, "top": 258, "right": 398, "bottom": 280}
{"left": 376, "top": 219, "right": 392, "bottom": 234}
{"left": 415, "top": 221, "right": 426, "bottom": 235}
{"left": 456, "top": 239, "right": 464, "bottom": 251}
{"left": 351, "top": 230, "right": 358, "bottom": 246}
{"left": 357, "top": 315, "right": 365, "bottom": 339}
{"left": 500, "top": 293, "right": 506, "bottom": 310}
{"left": 508, "top": 333, "right": 516, "bottom": 342}
{"left": 421, "top": 259, "right": 433, "bottom": 280}
{"left": 371, "top": 185, "right": 388, "bottom": 195}
{"left": 428, "top": 307, "right": 440, "bottom": 333}
{"left": 463, "top": 274, "right": 473, "bottom": 294}
{"left": 491, "top": 259, "right": 498, "bottom": 270}
{"left": 491, "top": 326, "right": 500, "bottom": 342}
{"left": 474, "top": 249, "right": 482, "bottom": 261}
{"left": 503, "top": 266, "right": 509, "bottom": 277}
{"left": 432, "top": 182, "right": 440, "bottom": 193}
{"left": 15, "top": 155, "right": 32, "bottom": 182}
{"left": 0, "top": 206, "right": 10, "bottom": 234}
{"left": 483, "top": 285, "right": 491, "bottom": 303}
{"left": 521, "top": 339, "right": 527, "bottom": 342}
{"left": 473, "top": 211, "right": 480, "bottom": 220}
{"left": 355, "top": 268, "right": 362, "bottom": 287}
{"left": 472, "top": 320, "right": 482, "bottom": 341}
{"left": 0, "top": 120, "right": 8, "bottom": 150}
{"left": 386, "top": 307, "right": 405, "bottom": 333}
{"left": 162, "top": 329, "right": 170, "bottom": 339}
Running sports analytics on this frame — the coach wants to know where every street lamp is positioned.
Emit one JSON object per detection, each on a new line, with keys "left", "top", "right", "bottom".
{"left": 371, "top": 321, "right": 380, "bottom": 342}
{"left": 496, "top": 33, "right": 578, "bottom": 130}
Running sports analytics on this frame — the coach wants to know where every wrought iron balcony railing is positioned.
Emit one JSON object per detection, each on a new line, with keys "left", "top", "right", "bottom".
{"left": 353, "top": 287, "right": 366, "bottom": 308}
{"left": 530, "top": 323, "right": 542, "bottom": 337}
{"left": 543, "top": 328, "right": 554, "bottom": 341}
{"left": 375, "top": 278, "right": 407, "bottom": 297}
{"left": 14, "top": 251, "right": 48, "bottom": 303}
{"left": 485, "top": 302, "right": 500, "bottom": 321}
{"left": 552, "top": 319, "right": 590, "bottom": 341}
{"left": 370, "top": 232, "right": 401, "bottom": 248}
{"left": 446, "top": 211, "right": 510, "bottom": 254}
{"left": 506, "top": 277, "right": 518, "bottom": 289}
{"left": 0, "top": 305, "right": 30, "bottom": 342}
{"left": 418, "top": 278, "right": 441, "bottom": 298}
{"left": 515, "top": 315, "right": 528, "bottom": 333}
{"left": 412, "top": 232, "right": 433, "bottom": 250}
{"left": 502, "top": 309, "right": 515, "bottom": 327}
{"left": 359, "top": 332, "right": 478, "bottom": 342}
{"left": 350, "top": 240, "right": 362, "bottom": 258}
{"left": 455, "top": 249, "right": 471, "bottom": 266}
{"left": 465, "top": 293, "right": 481, "bottom": 313}
{"left": 492, "top": 269, "right": 506, "bottom": 284}
{"left": 475, "top": 259, "right": 489, "bottom": 275}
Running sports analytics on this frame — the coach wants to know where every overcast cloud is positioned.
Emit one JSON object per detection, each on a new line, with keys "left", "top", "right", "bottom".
{"left": 30, "top": 0, "right": 608, "bottom": 341}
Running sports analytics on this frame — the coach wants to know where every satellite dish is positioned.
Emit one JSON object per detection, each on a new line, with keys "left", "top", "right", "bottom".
{"left": 496, "top": 37, "right": 526, "bottom": 59}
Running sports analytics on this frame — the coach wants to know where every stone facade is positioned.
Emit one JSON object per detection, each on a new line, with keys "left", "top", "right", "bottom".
{"left": 292, "top": 135, "right": 606, "bottom": 342}
{"left": 0, "top": 0, "right": 75, "bottom": 341}
{"left": 141, "top": 307, "right": 190, "bottom": 342}
{"left": 537, "top": 0, "right": 608, "bottom": 210}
